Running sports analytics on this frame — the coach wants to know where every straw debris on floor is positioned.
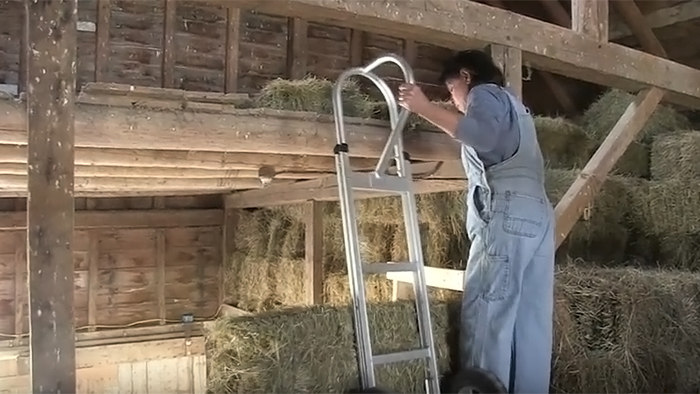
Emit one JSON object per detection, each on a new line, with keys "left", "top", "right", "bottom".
{"left": 207, "top": 265, "right": 700, "bottom": 394}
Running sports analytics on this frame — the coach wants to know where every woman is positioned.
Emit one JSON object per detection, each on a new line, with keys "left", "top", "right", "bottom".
{"left": 397, "top": 49, "right": 555, "bottom": 394}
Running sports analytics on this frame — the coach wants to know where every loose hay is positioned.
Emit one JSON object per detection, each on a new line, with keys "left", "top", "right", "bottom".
{"left": 254, "top": 77, "right": 375, "bottom": 118}
{"left": 580, "top": 89, "right": 690, "bottom": 143}
{"left": 207, "top": 266, "right": 700, "bottom": 394}
{"left": 650, "top": 130, "right": 700, "bottom": 180}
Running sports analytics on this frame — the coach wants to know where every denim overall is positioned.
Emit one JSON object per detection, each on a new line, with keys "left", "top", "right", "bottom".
{"left": 459, "top": 88, "right": 555, "bottom": 394}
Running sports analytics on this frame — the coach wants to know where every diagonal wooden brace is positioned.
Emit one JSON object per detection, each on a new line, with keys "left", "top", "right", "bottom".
{"left": 554, "top": 87, "right": 665, "bottom": 248}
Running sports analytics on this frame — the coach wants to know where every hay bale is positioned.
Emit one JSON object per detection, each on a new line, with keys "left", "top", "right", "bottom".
{"left": 225, "top": 169, "right": 640, "bottom": 312}
{"left": 580, "top": 89, "right": 689, "bottom": 143}
{"left": 613, "top": 140, "right": 650, "bottom": 178}
{"left": 629, "top": 178, "right": 700, "bottom": 236}
{"left": 207, "top": 266, "right": 700, "bottom": 394}
{"left": 534, "top": 116, "right": 593, "bottom": 169}
{"left": 254, "top": 77, "right": 375, "bottom": 118}
{"left": 546, "top": 169, "right": 632, "bottom": 264}
{"left": 650, "top": 130, "right": 700, "bottom": 180}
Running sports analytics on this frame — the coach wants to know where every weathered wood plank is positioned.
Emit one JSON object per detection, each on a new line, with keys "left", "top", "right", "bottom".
{"left": 0, "top": 175, "right": 276, "bottom": 197}
{"left": 0, "top": 209, "right": 224, "bottom": 231}
{"left": 304, "top": 201, "right": 323, "bottom": 304}
{"left": 286, "top": 18, "right": 309, "bottom": 79}
{"left": 224, "top": 7, "right": 241, "bottom": 93}
{"left": 223, "top": 0, "right": 700, "bottom": 109}
{"left": 489, "top": 44, "right": 522, "bottom": 99}
{"left": 0, "top": 143, "right": 378, "bottom": 173}
{"left": 0, "top": 98, "right": 460, "bottom": 161}
{"left": 25, "top": 0, "right": 78, "bottom": 391}
{"left": 554, "top": 87, "right": 664, "bottom": 247}
{"left": 162, "top": 0, "right": 177, "bottom": 89}
{"left": 572, "top": 0, "right": 609, "bottom": 42}
{"left": 94, "top": 0, "right": 111, "bottom": 82}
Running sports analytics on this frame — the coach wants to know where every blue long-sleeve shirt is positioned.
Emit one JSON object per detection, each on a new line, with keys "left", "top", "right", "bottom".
{"left": 455, "top": 83, "right": 520, "bottom": 168}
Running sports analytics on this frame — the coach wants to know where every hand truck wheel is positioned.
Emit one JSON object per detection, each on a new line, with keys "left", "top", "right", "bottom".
{"left": 449, "top": 367, "right": 507, "bottom": 394}
{"left": 347, "top": 386, "right": 393, "bottom": 393}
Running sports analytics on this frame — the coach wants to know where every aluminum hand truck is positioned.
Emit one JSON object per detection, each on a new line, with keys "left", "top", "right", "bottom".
{"left": 331, "top": 54, "right": 508, "bottom": 394}
{"left": 331, "top": 54, "right": 440, "bottom": 394}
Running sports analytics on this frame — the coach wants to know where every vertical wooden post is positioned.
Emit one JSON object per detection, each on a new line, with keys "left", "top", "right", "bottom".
{"left": 95, "top": 0, "right": 111, "bottom": 82}
{"left": 224, "top": 7, "right": 241, "bottom": 93}
{"left": 221, "top": 209, "right": 239, "bottom": 305}
{"left": 572, "top": 0, "right": 609, "bottom": 41}
{"left": 87, "top": 232, "right": 99, "bottom": 330}
{"left": 304, "top": 201, "right": 323, "bottom": 304}
{"left": 286, "top": 18, "right": 308, "bottom": 80}
{"left": 349, "top": 29, "right": 364, "bottom": 67}
{"left": 18, "top": 5, "right": 28, "bottom": 96}
{"left": 154, "top": 197, "right": 166, "bottom": 323}
{"left": 162, "top": 0, "right": 177, "bottom": 88}
{"left": 13, "top": 242, "right": 25, "bottom": 344}
{"left": 25, "top": 0, "right": 78, "bottom": 392}
{"left": 489, "top": 44, "right": 523, "bottom": 99}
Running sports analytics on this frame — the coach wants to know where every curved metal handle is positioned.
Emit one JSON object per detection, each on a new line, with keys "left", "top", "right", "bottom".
{"left": 332, "top": 53, "right": 415, "bottom": 146}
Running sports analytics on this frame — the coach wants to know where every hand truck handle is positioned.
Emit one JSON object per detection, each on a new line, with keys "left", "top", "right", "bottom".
{"left": 332, "top": 53, "right": 415, "bottom": 147}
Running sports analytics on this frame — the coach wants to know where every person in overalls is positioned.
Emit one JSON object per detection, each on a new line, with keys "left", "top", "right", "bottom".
{"left": 397, "top": 49, "right": 555, "bottom": 394}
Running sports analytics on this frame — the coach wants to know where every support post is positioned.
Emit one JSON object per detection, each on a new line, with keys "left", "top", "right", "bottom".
{"left": 572, "top": 0, "right": 609, "bottom": 41}
{"left": 489, "top": 44, "right": 523, "bottom": 99}
{"left": 25, "top": 0, "right": 78, "bottom": 392}
{"left": 304, "top": 201, "right": 324, "bottom": 304}
{"left": 286, "top": 18, "right": 309, "bottom": 79}
{"left": 554, "top": 87, "right": 664, "bottom": 247}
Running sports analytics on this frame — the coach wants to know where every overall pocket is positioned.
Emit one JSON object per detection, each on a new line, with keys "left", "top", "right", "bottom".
{"left": 502, "top": 190, "right": 546, "bottom": 238}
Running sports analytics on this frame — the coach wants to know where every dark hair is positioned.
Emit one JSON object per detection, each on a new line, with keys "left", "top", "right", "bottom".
{"left": 438, "top": 49, "right": 505, "bottom": 88}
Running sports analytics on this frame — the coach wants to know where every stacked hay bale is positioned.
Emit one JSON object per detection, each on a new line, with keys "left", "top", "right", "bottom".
{"left": 580, "top": 89, "right": 690, "bottom": 178}
{"left": 208, "top": 266, "right": 700, "bottom": 394}
{"left": 211, "top": 80, "right": 700, "bottom": 393}
{"left": 630, "top": 130, "right": 700, "bottom": 269}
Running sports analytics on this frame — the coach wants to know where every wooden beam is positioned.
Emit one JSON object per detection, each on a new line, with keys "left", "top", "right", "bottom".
{"left": 304, "top": 201, "right": 323, "bottom": 304}
{"left": 0, "top": 162, "right": 329, "bottom": 179}
{"left": 0, "top": 175, "right": 280, "bottom": 197}
{"left": 489, "top": 44, "right": 522, "bottom": 99}
{"left": 572, "top": 0, "right": 610, "bottom": 42}
{"left": 224, "top": 7, "right": 241, "bottom": 93}
{"left": 611, "top": 0, "right": 667, "bottom": 57}
{"left": 0, "top": 143, "right": 377, "bottom": 173}
{"left": 87, "top": 233, "right": 99, "bottom": 330}
{"left": 286, "top": 18, "right": 309, "bottom": 79}
{"left": 225, "top": 160, "right": 466, "bottom": 208}
{"left": 25, "top": 0, "right": 78, "bottom": 391}
{"left": 0, "top": 98, "right": 460, "bottom": 161}
{"left": 609, "top": 0, "right": 700, "bottom": 40}
{"left": 224, "top": 0, "right": 700, "bottom": 109}
{"left": 94, "top": 0, "right": 111, "bottom": 82}
{"left": 0, "top": 209, "right": 224, "bottom": 231}
{"left": 162, "top": 0, "right": 177, "bottom": 88}
{"left": 554, "top": 87, "right": 664, "bottom": 247}
{"left": 485, "top": 0, "right": 577, "bottom": 114}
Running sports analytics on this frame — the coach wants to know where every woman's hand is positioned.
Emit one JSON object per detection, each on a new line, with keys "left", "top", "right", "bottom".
{"left": 398, "top": 83, "right": 430, "bottom": 114}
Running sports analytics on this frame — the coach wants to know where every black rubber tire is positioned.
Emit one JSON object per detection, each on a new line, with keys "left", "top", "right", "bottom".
{"left": 449, "top": 367, "right": 507, "bottom": 394}
{"left": 347, "top": 386, "right": 393, "bottom": 393}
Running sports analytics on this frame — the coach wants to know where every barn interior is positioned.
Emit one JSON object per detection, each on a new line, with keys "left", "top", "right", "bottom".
{"left": 1, "top": 0, "right": 700, "bottom": 392}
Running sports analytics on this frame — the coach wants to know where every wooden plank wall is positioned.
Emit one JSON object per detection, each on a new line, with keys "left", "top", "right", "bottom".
{"left": 0, "top": 337, "right": 206, "bottom": 394}
{"left": 0, "top": 195, "right": 223, "bottom": 337}
{"left": 0, "top": 0, "right": 579, "bottom": 114}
